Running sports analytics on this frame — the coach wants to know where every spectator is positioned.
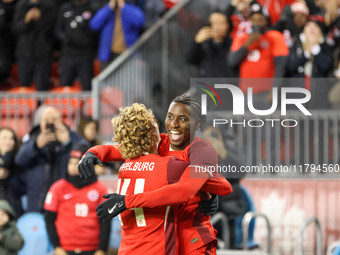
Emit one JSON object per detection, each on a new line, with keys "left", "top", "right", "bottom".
{"left": 14, "top": 107, "right": 87, "bottom": 213}
{"left": 228, "top": 3, "right": 288, "bottom": 165}
{"left": 77, "top": 116, "right": 100, "bottom": 147}
{"left": 143, "top": 0, "right": 164, "bottom": 29}
{"left": 186, "top": 12, "right": 234, "bottom": 78}
{"left": 77, "top": 116, "right": 107, "bottom": 175}
{"left": 225, "top": 0, "right": 253, "bottom": 39}
{"left": 12, "top": 0, "right": 57, "bottom": 91}
{"left": 55, "top": 0, "right": 98, "bottom": 91}
{"left": 0, "top": 127, "right": 23, "bottom": 217}
{"left": 44, "top": 143, "right": 110, "bottom": 255}
{"left": 0, "top": 0, "right": 17, "bottom": 83}
{"left": 89, "top": 0, "right": 145, "bottom": 70}
{"left": 329, "top": 51, "right": 340, "bottom": 109}
{"left": 257, "top": 0, "right": 295, "bottom": 25}
{"left": 287, "top": 20, "right": 333, "bottom": 109}
{"left": 0, "top": 200, "right": 24, "bottom": 255}
{"left": 287, "top": 20, "right": 332, "bottom": 165}
{"left": 273, "top": 2, "right": 309, "bottom": 47}
{"left": 228, "top": 3, "right": 288, "bottom": 104}
{"left": 324, "top": 0, "right": 339, "bottom": 44}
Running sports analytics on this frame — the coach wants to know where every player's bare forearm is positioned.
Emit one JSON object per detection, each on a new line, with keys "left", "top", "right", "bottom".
{"left": 87, "top": 145, "right": 124, "bottom": 162}
{"left": 200, "top": 176, "right": 233, "bottom": 196}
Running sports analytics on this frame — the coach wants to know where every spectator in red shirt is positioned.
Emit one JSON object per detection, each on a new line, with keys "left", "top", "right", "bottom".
{"left": 228, "top": 2, "right": 288, "bottom": 105}
{"left": 44, "top": 143, "right": 110, "bottom": 255}
{"left": 228, "top": 3, "right": 288, "bottom": 165}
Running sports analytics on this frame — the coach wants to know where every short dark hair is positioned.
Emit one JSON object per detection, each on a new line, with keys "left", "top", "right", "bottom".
{"left": 171, "top": 95, "right": 207, "bottom": 131}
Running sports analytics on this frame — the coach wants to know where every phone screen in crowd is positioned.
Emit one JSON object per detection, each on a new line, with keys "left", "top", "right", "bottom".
{"left": 46, "top": 123, "right": 55, "bottom": 133}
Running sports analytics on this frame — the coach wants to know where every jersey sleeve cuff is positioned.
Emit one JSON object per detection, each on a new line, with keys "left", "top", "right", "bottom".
{"left": 124, "top": 194, "right": 132, "bottom": 209}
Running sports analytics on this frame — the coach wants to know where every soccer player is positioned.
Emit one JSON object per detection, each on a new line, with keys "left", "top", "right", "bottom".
{"left": 94, "top": 103, "right": 231, "bottom": 255}
{"left": 78, "top": 96, "right": 231, "bottom": 254}
{"left": 44, "top": 143, "right": 110, "bottom": 255}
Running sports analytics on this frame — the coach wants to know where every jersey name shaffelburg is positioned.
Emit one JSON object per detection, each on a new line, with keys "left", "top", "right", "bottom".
{"left": 120, "top": 162, "right": 155, "bottom": 172}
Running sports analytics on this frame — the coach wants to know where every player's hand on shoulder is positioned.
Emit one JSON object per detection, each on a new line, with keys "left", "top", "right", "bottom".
{"left": 199, "top": 194, "right": 219, "bottom": 216}
{"left": 78, "top": 152, "right": 104, "bottom": 179}
{"left": 96, "top": 193, "right": 127, "bottom": 223}
{"left": 54, "top": 247, "right": 68, "bottom": 255}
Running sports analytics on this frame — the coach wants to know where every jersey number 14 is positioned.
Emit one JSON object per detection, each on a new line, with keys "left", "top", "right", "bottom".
{"left": 117, "top": 178, "right": 146, "bottom": 227}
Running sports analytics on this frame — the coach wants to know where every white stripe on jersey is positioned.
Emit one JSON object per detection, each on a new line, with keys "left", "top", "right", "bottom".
{"left": 164, "top": 206, "right": 171, "bottom": 231}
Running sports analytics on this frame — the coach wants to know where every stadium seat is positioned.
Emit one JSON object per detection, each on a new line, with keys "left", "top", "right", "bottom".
{"left": 0, "top": 87, "right": 39, "bottom": 139}
{"left": 234, "top": 186, "right": 258, "bottom": 249}
{"left": 17, "top": 212, "right": 53, "bottom": 255}
{"left": 109, "top": 216, "right": 122, "bottom": 250}
{"left": 44, "top": 87, "right": 84, "bottom": 117}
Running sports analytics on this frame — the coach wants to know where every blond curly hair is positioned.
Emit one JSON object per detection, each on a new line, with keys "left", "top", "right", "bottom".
{"left": 111, "top": 103, "right": 155, "bottom": 160}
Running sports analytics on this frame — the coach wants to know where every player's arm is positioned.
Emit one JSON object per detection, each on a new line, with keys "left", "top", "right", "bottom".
{"left": 126, "top": 141, "right": 232, "bottom": 208}
{"left": 88, "top": 145, "right": 124, "bottom": 162}
{"left": 79, "top": 134, "right": 169, "bottom": 178}
{"left": 200, "top": 176, "right": 233, "bottom": 195}
{"left": 126, "top": 165, "right": 211, "bottom": 208}
{"left": 78, "top": 145, "right": 124, "bottom": 178}
{"left": 98, "top": 185, "right": 111, "bottom": 252}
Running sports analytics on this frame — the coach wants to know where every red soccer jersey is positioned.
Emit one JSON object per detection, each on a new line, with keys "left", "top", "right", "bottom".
{"left": 87, "top": 134, "right": 232, "bottom": 254}
{"left": 116, "top": 154, "right": 189, "bottom": 255}
{"left": 230, "top": 30, "right": 289, "bottom": 94}
{"left": 157, "top": 134, "right": 223, "bottom": 254}
{"left": 44, "top": 179, "right": 108, "bottom": 251}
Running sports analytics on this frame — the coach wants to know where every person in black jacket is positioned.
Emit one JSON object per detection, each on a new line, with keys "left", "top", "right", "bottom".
{"left": 0, "top": 0, "right": 17, "bottom": 83}
{"left": 287, "top": 20, "right": 333, "bottom": 165}
{"left": 273, "top": 2, "right": 309, "bottom": 48}
{"left": 287, "top": 20, "right": 333, "bottom": 109}
{"left": 55, "top": 0, "right": 98, "bottom": 91}
{"left": 12, "top": 0, "right": 56, "bottom": 91}
{"left": 186, "top": 11, "right": 234, "bottom": 78}
{"left": 14, "top": 107, "right": 88, "bottom": 212}
{"left": 0, "top": 127, "right": 24, "bottom": 217}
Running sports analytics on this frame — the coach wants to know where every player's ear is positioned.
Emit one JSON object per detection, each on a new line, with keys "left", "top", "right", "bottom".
{"left": 194, "top": 119, "right": 201, "bottom": 132}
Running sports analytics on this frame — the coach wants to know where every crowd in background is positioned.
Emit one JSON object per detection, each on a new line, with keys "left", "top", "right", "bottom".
{"left": 187, "top": 0, "right": 340, "bottom": 110}
{"left": 0, "top": 0, "right": 168, "bottom": 91}
{"left": 0, "top": 105, "right": 117, "bottom": 254}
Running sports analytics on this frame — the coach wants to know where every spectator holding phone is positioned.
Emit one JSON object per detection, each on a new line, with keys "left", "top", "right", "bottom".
{"left": 228, "top": 3, "right": 288, "bottom": 165}
{"left": 186, "top": 12, "right": 234, "bottom": 78}
{"left": 228, "top": 3, "right": 288, "bottom": 104}
{"left": 14, "top": 107, "right": 87, "bottom": 212}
